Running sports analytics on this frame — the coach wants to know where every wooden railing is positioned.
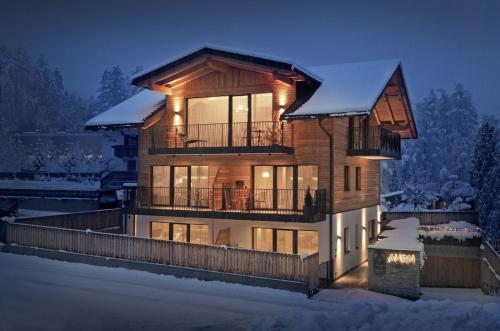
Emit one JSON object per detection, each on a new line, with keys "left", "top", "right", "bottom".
{"left": 0, "top": 221, "right": 319, "bottom": 292}
{"left": 382, "top": 211, "right": 479, "bottom": 226}
{"left": 16, "top": 208, "right": 122, "bottom": 231}
{"left": 150, "top": 121, "right": 293, "bottom": 150}
{"left": 348, "top": 126, "right": 401, "bottom": 158}
{"left": 136, "top": 186, "right": 326, "bottom": 221}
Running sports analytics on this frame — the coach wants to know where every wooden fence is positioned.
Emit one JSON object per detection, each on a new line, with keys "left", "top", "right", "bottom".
{"left": 382, "top": 211, "right": 479, "bottom": 226}
{"left": 481, "top": 240, "right": 500, "bottom": 295}
{"left": 16, "top": 208, "right": 122, "bottom": 231}
{"left": 421, "top": 243, "right": 481, "bottom": 288}
{"left": 0, "top": 221, "right": 319, "bottom": 292}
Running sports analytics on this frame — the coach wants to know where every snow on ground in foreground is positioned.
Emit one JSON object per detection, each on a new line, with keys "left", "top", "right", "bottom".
{"left": 0, "top": 252, "right": 498, "bottom": 331}
{"left": 0, "top": 179, "right": 99, "bottom": 191}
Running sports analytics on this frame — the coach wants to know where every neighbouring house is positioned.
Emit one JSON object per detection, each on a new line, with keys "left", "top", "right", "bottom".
{"left": 85, "top": 92, "right": 166, "bottom": 188}
{"left": 85, "top": 45, "right": 417, "bottom": 281}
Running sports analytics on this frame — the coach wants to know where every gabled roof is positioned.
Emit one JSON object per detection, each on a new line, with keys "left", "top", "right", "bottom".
{"left": 131, "top": 44, "right": 321, "bottom": 86}
{"left": 85, "top": 90, "right": 165, "bottom": 129}
{"left": 283, "top": 59, "right": 401, "bottom": 118}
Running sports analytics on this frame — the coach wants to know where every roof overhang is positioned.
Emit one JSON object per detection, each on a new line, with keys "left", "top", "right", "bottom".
{"left": 131, "top": 45, "right": 321, "bottom": 94}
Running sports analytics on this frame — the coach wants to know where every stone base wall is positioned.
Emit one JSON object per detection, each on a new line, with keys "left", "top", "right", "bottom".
{"left": 368, "top": 248, "right": 420, "bottom": 299}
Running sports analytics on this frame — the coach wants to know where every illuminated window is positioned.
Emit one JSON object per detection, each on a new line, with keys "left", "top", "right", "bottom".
{"left": 191, "top": 166, "right": 208, "bottom": 207}
{"left": 173, "top": 167, "right": 188, "bottom": 206}
{"left": 298, "top": 165, "right": 318, "bottom": 209}
{"left": 188, "top": 96, "right": 229, "bottom": 146}
{"left": 253, "top": 166, "right": 273, "bottom": 209}
{"left": 253, "top": 228, "right": 273, "bottom": 252}
{"left": 172, "top": 224, "right": 188, "bottom": 242}
{"left": 190, "top": 224, "right": 209, "bottom": 244}
{"left": 276, "top": 230, "right": 293, "bottom": 254}
{"left": 151, "top": 222, "right": 169, "bottom": 240}
{"left": 297, "top": 231, "right": 318, "bottom": 255}
{"left": 152, "top": 166, "right": 170, "bottom": 205}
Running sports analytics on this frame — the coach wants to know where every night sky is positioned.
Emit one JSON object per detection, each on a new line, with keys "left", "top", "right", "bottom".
{"left": 1, "top": 0, "right": 499, "bottom": 117}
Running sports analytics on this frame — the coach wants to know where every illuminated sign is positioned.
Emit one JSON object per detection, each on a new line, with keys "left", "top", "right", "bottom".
{"left": 387, "top": 252, "right": 416, "bottom": 265}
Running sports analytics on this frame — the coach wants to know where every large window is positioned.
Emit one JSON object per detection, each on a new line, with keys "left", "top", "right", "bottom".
{"left": 190, "top": 224, "right": 209, "bottom": 244}
{"left": 172, "top": 224, "right": 188, "bottom": 242}
{"left": 253, "top": 228, "right": 273, "bottom": 252}
{"left": 297, "top": 231, "right": 318, "bottom": 255}
{"left": 277, "top": 166, "right": 294, "bottom": 210}
{"left": 253, "top": 166, "right": 273, "bottom": 209}
{"left": 298, "top": 165, "right": 318, "bottom": 209}
{"left": 253, "top": 228, "right": 318, "bottom": 255}
{"left": 151, "top": 222, "right": 208, "bottom": 244}
{"left": 188, "top": 96, "right": 229, "bottom": 146}
{"left": 151, "top": 222, "right": 169, "bottom": 241}
{"left": 276, "top": 230, "right": 293, "bottom": 254}
{"left": 173, "top": 167, "right": 188, "bottom": 206}
{"left": 191, "top": 166, "right": 209, "bottom": 207}
{"left": 152, "top": 166, "right": 170, "bottom": 205}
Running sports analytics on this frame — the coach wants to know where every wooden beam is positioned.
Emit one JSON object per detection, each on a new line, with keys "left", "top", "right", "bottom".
{"left": 397, "top": 84, "right": 417, "bottom": 138}
{"left": 211, "top": 55, "right": 292, "bottom": 76}
{"left": 149, "top": 83, "right": 172, "bottom": 95}
{"left": 157, "top": 61, "right": 209, "bottom": 86}
{"left": 168, "top": 67, "right": 215, "bottom": 88}
{"left": 207, "top": 59, "right": 232, "bottom": 73}
{"left": 373, "top": 107, "right": 381, "bottom": 125}
{"left": 383, "top": 94, "right": 396, "bottom": 125}
{"left": 272, "top": 71, "right": 294, "bottom": 86}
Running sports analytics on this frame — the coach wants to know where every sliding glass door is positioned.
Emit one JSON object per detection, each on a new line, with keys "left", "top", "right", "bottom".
{"left": 152, "top": 166, "right": 170, "bottom": 205}
{"left": 187, "top": 96, "right": 229, "bottom": 147}
{"left": 253, "top": 166, "right": 273, "bottom": 209}
{"left": 173, "top": 167, "right": 188, "bottom": 206}
{"left": 277, "top": 166, "right": 294, "bottom": 210}
{"left": 190, "top": 166, "right": 209, "bottom": 207}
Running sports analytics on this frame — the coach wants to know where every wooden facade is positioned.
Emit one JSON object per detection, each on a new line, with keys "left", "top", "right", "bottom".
{"left": 135, "top": 62, "right": 383, "bottom": 217}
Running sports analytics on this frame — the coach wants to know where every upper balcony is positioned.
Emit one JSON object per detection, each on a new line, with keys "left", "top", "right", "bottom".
{"left": 148, "top": 121, "right": 293, "bottom": 155}
{"left": 347, "top": 126, "right": 401, "bottom": 160}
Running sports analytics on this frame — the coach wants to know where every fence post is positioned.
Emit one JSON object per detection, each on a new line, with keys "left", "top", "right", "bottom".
{"left": 0, "top": 220, "right": 8, "bottom": 243}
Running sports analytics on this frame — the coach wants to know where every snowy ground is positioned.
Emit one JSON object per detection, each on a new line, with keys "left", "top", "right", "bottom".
{"left": 0, "top": 252, "right": 498, "bottom": 331}
{"left": 0, "top": 179, "right": 99, "bottom": 191}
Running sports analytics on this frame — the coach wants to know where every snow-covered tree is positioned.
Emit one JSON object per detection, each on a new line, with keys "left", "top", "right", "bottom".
{"left": 470, "top": 119, "right": 499, "bottom": 239}
{"left": 96, "top": 66, "right": 132, "bottom": 113}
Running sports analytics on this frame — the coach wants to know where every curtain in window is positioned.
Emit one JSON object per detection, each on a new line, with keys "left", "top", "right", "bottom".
{"left": 187, "top": 96, "right": 229, "bottom": 146}
{"left": 191, "top": 166, "right": 209, "bottom": 207}
{"left": 251, "top": 93, "right": 273, "bottom": 146}
{"left": 254, "top": 166, "right": 273, "bottom": 209}
{"left": 276, "top": 230, "right": 293, "bottom": 254}
{"left": 253, "top": 228, "right": 273, "bottom": 251}
{"left": 152, "top": 166, "right": 170, "bottom": 205}
{"left": 277, "top": 166, "right": 294, "bottom": 210}
{"left": 173, "top": 167, "right": 188, "bottom": 206}
{"left": 190, "top": 224, "right": 209, "bottom": 244}
{"left": 232, "top": 95, "right": 249, "bottom": 146}
{"left": 297, "top": 231, "right": 318, "bottom": 255}
{"left": 297, "top": 166, "right": 318, "bottom": 210}
{"left": 151, "top": 222, "right": 169, "bottom": 241}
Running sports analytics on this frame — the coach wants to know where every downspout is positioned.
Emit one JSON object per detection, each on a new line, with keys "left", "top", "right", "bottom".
{"left": 318, "top": 117, "right": 334, "bottom": 284}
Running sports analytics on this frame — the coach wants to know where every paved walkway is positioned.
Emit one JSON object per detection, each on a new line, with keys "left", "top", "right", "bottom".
{"left": 333, "top": 262, "right": 368, "bottom": 289}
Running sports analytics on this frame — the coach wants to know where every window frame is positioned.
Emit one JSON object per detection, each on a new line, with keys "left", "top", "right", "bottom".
{"left": 355, "top": 167, "right": 361, "bottom": 191}
{"left": 344, "top": 166, "right": 350, "bottom": 191}
{"left": 252, "top": 227, "right": 319, "bottom": 255}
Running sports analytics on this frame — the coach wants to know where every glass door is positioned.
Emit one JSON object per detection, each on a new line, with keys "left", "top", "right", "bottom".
{"left": 173, "top": 167, "right": 188, "bottom": 206}
{"left": 232, "top": 95, "right": 249, "bottom": 147}
{"left": 253, "top": 166, "right": 273, "bottom": 209}
{"left": 190, "top": 166, "right": 209, "bottom": 207}
{"left": 151, "top": 166, "right": 170, "bottom": 206}
{"left": 277, "top": 166, "right": 294, "bottom": 210}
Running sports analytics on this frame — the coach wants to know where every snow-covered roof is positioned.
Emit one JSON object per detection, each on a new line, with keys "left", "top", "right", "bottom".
{"left": 85, "top": 90, "right": 165, "bottom": 129}
{"left": 132, "top": 44, "right": 322, "bottom": 84}
{"left": 370, "top": 218, "right": 424, "bottom": 253}
{"left": 284, "top": 59, "right": 401, "bottom": 118}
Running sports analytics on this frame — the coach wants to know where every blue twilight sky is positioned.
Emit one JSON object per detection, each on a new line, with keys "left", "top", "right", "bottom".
{"left": 1, "top": 0, "right": 499, "bottom": 117}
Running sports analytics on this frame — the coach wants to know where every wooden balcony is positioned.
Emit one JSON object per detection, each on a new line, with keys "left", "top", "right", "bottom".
{"left": 133, "top": 187, "right": 326, "bottom": 223}
{"left": 347, "top": 126, "right": 401, "bottom": 160}
{"left": 148, "top": 121, "right": 293, "bottom": 155}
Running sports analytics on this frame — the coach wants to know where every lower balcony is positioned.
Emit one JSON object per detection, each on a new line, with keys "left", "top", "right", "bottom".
{"left": 148, "top": 121, "right": 293, "bottom": 155}
{"left": 113, "top": 144, "right": 138, "bottom": 158}
{"left": 133, "top": 187, "right": 326, "bottom": 223}
{"left": 347, "top": 126, "right": 401, "bottom": 159}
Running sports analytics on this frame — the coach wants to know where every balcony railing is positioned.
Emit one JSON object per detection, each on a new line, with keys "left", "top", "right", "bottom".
{"left": 348, "top": 126, "right": 401, "bottom": 159}
{"left": 149, "top": 121, "right": 293, "bottom": 154}
{"left": 134, "top": 186, "right": 326, "bottom": 222}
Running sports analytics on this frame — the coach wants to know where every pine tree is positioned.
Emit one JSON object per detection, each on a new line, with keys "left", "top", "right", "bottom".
{"left": 470, "top": 119, "right": 499, "bottom": 239}
{"left": 97, "top": 66, "right": 131, "bottom": 112}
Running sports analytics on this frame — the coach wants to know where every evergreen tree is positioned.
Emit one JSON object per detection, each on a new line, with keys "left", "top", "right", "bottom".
{"left": 97, "top": 66, "right": 131, "bottom": 112}
{"left": 470, "top": 119, "right": 499, "bottom": 239}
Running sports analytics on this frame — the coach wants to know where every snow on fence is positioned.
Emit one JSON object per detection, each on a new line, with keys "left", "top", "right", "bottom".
{"left": 382, "top": 211, "right": 478, "bottom": 226}
{"left": 0, "top": 221, "right": 319, "bottom": 292}
{"left": 481, "top": 240, "right": 500, "bottom": 295}
{"left": 16, "top": 208, "right": 122, "bottom": 232}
